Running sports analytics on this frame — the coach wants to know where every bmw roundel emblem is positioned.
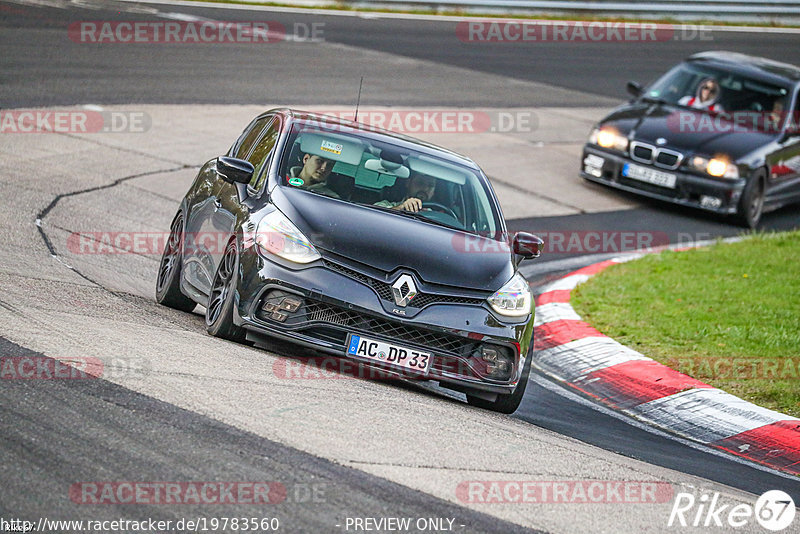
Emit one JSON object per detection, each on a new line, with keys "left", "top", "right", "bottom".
{"left": 656, "top": 137, "right": 667, "bottom": 145}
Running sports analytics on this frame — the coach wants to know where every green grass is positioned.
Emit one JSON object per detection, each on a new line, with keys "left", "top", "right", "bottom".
{"left": 571, "top": 231, "right": 800, "bottom": 418}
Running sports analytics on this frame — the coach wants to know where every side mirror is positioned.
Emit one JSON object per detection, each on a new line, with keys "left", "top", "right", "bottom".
{"left": 626, "top": 81, "right": 643, "bottom": 98}
{"left": 217, "top": 156, "right": 254, "bottom": 184}
{"left": 513, "top": 232, "right": 543, "bottom": 260}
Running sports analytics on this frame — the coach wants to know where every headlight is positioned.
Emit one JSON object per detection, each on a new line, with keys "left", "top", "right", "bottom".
{"left": 487, "top": 272, "right": 532, "bottom": 317}
{"left": 589, "top": 127, "right": 629, "bottom": 152}
{"left": 256, "top": 210, "right": 321, "bottom": 264}
{"left": 689, "top": 155, "right": 739, "bottom": 179}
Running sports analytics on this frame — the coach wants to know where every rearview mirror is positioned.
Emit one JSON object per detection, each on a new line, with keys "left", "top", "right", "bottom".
{"left": 513, "top": 232, "right": 543, "bottom": 260}
{"left": 626, "top": 81, "right": 643, "bottom": 98}
{"left": 217, "top": 156, "right": 254, "bottom": 184}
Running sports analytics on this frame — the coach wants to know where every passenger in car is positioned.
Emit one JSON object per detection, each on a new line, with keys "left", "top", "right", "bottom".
{"left": 288, "top": 152, "right": 340, "bottom": 198}
{"left": 679, "top": 78, "right": 725, "bottom": 112}
{"left": 374, "top": 173, "right": 436, "bottom": 212}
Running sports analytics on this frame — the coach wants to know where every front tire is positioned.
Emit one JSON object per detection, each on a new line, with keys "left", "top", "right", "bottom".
{"left": 205, "top": 239, "right": 246, "bottom": 342}
{"left": 733, "top": 170, "right": 765, "bottom": 229}
{"left": 155, "top": 211, "right": 196, "bottom": 312}
{"left": 466, "top": 350, "right": 532, "bottom": 414}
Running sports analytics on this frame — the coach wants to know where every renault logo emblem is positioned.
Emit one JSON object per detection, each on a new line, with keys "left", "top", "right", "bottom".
{"left": 391, "top": 274, "right": 417, "bottom": 307}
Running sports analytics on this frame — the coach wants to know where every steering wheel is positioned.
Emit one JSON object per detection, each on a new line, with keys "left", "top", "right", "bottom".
{"left": 421, "top": 202, "right": 458, "bottom": 220}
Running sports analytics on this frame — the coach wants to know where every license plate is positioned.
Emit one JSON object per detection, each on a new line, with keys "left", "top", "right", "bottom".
{"left": 346, "top": 334, "right": 431, "bottom": 374}
{"left": 622, "top": 163, "right": 677, "bottom": 189}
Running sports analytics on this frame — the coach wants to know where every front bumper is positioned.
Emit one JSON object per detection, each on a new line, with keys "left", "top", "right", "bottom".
{"left": 581, "top": 145, "right": 746, "bottom": 215}
{"left": 234, "top": 247, "right": 534, "bottom": 395}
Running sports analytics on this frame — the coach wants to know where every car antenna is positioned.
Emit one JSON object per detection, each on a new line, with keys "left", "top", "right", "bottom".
{"left": 354, "top": 76, "right": 364, "bottom": 122}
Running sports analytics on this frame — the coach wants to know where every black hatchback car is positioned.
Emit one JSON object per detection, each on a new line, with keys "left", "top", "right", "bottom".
{"left": 156, "top": 109, "right": 542, "bottom": 413}
{"left": 581, "top": 51, "right": 800, "bottom": 227}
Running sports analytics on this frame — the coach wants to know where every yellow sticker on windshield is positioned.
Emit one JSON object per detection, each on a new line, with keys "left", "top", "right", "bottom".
{"left": 320, "top": 140, "right": 343, "bottom": 155}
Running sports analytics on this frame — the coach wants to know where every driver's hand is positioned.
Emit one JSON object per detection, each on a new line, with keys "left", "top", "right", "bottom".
{"left": 394, "top": 197, "right": 423, "bottom": 212}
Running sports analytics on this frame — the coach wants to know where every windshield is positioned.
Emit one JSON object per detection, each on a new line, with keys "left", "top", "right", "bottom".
{"left": 278, "top": 120, "right": 502, "bottom": 236}
{"left": 644, "top": 62, "right": 792, "bottom": 131}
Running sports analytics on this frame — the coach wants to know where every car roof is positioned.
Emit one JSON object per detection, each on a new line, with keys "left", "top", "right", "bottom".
{"left": 688, "top": 51, "right": 800, "bottom": 85}
{"left": 261, "top": 108, "right": 482, "bottom": 171}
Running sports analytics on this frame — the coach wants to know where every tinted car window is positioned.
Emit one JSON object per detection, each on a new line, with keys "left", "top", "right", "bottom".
{"left": 247, "top": 118, "right": 280, "bottom": 190}
{"left": 234, "top": 115, "right": 272, "bottom": 161}
{"left": 645, "top": 63, "right": 791, "bottom": 124}
{"left": 278, "top": 120, "right": 501, "bottom": 236}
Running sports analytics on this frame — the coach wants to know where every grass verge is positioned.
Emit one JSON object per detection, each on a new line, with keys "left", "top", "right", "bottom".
{"left": 571, "top": 231, "right": 800, "bottom": 418}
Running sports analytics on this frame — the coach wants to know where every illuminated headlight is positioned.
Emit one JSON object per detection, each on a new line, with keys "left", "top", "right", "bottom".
{"left": 589, "top": 127, "right": 629, "bottom": 152}
{"left": 689, "top": 156, "right": 739, "bottom": 179}
{"left": 256, "top": 210, "right": 321, "bottom": 264}
{"left": 487, "top": 272, "right": 532, "bottom": 317}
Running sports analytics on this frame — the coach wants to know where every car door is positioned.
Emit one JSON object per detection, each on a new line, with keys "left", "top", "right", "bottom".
{"left": 208, "top": 116, "right": 281, "bottom": 282}
{"left": 765, "top": 92, "right": 800, "bottom": 205}
{"left": 184, "top": 114, "right": 275, "bottom": 295}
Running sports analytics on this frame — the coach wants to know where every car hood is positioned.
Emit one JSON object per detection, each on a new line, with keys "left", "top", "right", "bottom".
{"left": 271, "top": 186, "right": 514, "bottom": 291}
{"left": 601, "top": 102, "right": 775, "bottom": 160}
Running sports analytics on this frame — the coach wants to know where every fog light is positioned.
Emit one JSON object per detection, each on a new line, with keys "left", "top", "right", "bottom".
{"left": 481, "top": 346, "right": 513, "bottom": 379}
{"left": 279, "top": 297, "right": 302, "bottom": 312}
{"left": 700, "top": 195, "right": 722, "bottom": 209}
{"left": 271, "top": 311, "right": 288, "bottom": 322}
{"left": 261, "top": 293, "right": 303, "bottom": 322}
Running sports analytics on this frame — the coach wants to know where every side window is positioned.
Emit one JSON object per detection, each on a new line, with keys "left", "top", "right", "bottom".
{"left": 233, "top": 115, "right": 272, "bottom": 160}
{"left": 248, "top": 118, "right": 280, "bottom": 191}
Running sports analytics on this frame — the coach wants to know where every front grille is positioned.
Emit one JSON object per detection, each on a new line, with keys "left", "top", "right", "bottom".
{"left": 323, "top": 260, "right": 485, "bottom": 309}
{"left": 304, "top": 301, "right": 474, "bottom": 354}
{"left": 630, "top": 141, "right": 683, "bottom": 170}
{"left": 655, "top": 149, "right": 681, "bottom": 169}
{"left": 632, "top": 144, "right": 653, "bottom": 162}
{"left": 258, "top": 290, "right": 477, "bottom": 356}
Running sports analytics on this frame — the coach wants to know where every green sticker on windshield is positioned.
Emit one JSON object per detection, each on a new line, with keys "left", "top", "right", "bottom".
{"left": 288, "top": 177, "right": 304, "bottom": 186}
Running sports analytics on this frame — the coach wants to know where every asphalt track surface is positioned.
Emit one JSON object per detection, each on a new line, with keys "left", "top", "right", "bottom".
{"left": 2, "top": 1, "right": 800, "bottom": 532}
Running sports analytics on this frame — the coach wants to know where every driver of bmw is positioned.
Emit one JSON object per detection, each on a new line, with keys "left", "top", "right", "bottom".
{"left": 375, "top": 173, "right": 436, "bottom": 213}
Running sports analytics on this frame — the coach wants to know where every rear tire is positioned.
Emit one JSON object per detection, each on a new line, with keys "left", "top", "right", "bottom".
{"left": 155, "top": 211, "right": 196, "bottom": 312}
{"left": 466, "top": 350, "right": 532, "bottom": 414}
{"left": 733, "top": 170, "right": 765, "bottom": 229}
{"left": 205, "top": 239, "right": 246, "bottom": 343}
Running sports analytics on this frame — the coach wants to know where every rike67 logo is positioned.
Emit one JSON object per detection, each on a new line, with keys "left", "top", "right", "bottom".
{"left": 668, "top": 490, "right": 795, "bottom": 531}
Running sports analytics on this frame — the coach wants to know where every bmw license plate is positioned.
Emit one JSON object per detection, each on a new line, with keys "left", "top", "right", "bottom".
{"left": 346, "top": 334, "right": 431, "bottom": 374}
{"left": 622, "top": 163, "right": 677, "bottom": 189}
